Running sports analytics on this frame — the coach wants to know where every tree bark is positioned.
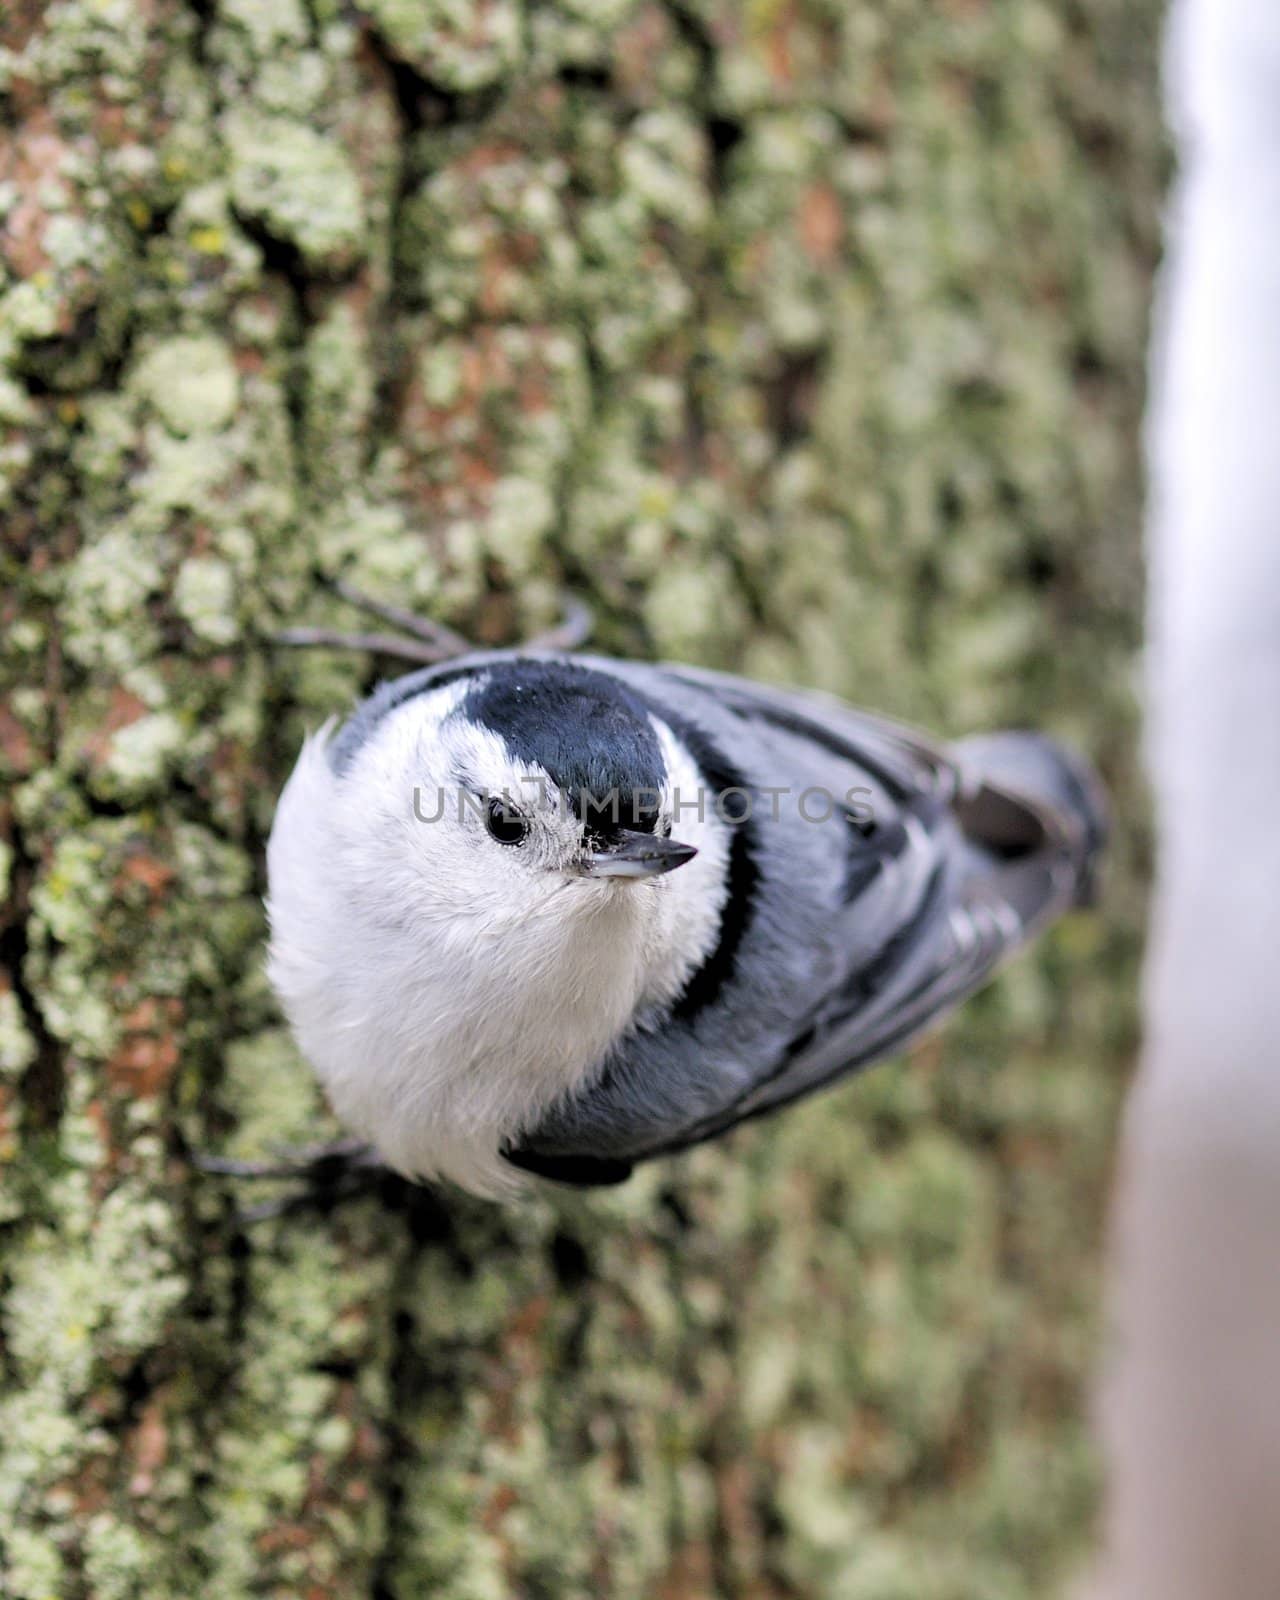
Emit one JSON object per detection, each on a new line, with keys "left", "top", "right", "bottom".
{"left": 0, "top": 3, "right": 1161, "bottom": 1597}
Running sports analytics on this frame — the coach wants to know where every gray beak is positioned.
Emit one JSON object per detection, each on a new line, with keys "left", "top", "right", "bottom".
{"left": 582, "top": 829, "right": 698, "bottom": 880}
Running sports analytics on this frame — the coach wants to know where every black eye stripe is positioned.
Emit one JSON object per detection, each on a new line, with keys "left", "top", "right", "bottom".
{"left": 485, "top": 796, "right": 530, "bottom": 846}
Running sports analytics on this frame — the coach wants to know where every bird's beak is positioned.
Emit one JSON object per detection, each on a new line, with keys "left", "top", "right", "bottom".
{"left": 580, "top": 829, "right": 698, "bottom": 880}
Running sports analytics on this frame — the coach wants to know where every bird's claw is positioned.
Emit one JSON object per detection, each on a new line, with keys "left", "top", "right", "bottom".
{"left": 194, "top": 1137, "right": 388, "bottom": 1224}
{"left": 271, "top": 579, "right": 593, "bottom": 665}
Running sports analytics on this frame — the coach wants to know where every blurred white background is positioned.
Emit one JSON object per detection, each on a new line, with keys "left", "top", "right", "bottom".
{"left": 1089, "top": 1, "right": 1280, "bottom": 1595}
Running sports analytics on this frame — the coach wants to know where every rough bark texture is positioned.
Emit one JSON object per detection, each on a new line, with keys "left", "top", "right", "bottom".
{"left": 0, "top": 3, "right": 1160, "bottom": 1597}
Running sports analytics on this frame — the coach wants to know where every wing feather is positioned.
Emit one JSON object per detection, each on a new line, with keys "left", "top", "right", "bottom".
{"left": 505, "top": 662, "right": 1100, "bottom": 1182}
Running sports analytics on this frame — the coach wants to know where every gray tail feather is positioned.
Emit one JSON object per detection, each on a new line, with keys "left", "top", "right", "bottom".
{"left": 950, "top": 731, "right": 1109, "bottom": 914}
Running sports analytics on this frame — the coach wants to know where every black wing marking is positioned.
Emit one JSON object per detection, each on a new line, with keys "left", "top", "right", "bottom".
{"left": 711, "top": 878, "right": 1025, "bottom": 1138}
{"left": 631, "top": 847, "right": 1081, "bottom": 1164}
{"left": 658, "top": 709, "right": 764, "bottom": 1023}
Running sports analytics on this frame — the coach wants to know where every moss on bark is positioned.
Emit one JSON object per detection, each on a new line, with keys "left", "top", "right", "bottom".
{"left": 0, "top": 1, "right": 1161, "bottom": 1595}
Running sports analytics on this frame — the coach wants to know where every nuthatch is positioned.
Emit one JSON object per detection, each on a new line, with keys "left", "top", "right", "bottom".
{"left": 264, "top": 591, "right": 1105, "bottom": 1198}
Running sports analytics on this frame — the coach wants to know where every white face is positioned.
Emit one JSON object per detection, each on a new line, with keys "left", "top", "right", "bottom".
{"left": 329, "top": 680, "right": 694, "bottom": 928}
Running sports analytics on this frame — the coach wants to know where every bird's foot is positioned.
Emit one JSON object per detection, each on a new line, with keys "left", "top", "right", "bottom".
{"left": 195, "top": 1136, "right": 391, "bottom": 1223}
{"left": 195, "top": 1134, "right": 381, "bottom": 1181}
{"left": 272, "top": 576, "right": 592, "bottom": 665}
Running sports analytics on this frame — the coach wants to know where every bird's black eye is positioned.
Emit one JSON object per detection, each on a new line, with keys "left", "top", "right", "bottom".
{"left": 485, "top": 796, "right": 530, "bottom": 846}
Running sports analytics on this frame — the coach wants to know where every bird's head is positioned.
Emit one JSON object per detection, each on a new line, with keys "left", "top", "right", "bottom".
{"left": 373, "top": 658, "right": 702, "bottom": 917}
{"left": 441, "top": 657, "right": 700, "bottom": 888}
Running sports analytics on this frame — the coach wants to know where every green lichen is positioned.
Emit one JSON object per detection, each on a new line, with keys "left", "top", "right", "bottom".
{"left": 131, "top": 336, "right": 240, "bottom": 436}
{"left": 81, "top": 1517, "right": 154, "bottom": 1600}
{"left": 219, "top": 0, "right": 312, "bottom": 57}
{"left": 216, "top": 1028, "right": 334, "bottom": 1158}
{"left": 60, "top": 523, "right": 166, "bottom": 672}
{"left": 1, "top": 1525, "right": 64, "bottom": 1600}
{"left": 224, "top": 110, "right": 366, "bottom": 269}
{"left": 362, "top": 0, "right": 524, "bottom": 90}
{"left": 96, "top": 709, "right": 188, "bottom": 800}
{"left": 0, "top": 987, "right": 35, "bottom": 1080}
{"left": 173, "top": 555, "right": 239, "bottom": 645}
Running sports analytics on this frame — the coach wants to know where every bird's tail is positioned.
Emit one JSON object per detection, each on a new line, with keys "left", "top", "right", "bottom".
{"left": 950, "top": 730, "right": 1109, "bottom": 918}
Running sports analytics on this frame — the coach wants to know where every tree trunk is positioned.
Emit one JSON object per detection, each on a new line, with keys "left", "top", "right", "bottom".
{"left": 0, "top": 3, "right": 1161, "bottom": 1597}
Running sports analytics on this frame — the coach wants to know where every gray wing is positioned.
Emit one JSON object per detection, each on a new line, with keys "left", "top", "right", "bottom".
{"left": 507, "top": 661, "right": 1104, "bottom": 1185}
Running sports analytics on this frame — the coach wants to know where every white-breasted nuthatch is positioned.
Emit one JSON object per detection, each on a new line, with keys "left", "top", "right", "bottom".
{"left": 266, "top": 613, "right": 1105, "bottom": 1199}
